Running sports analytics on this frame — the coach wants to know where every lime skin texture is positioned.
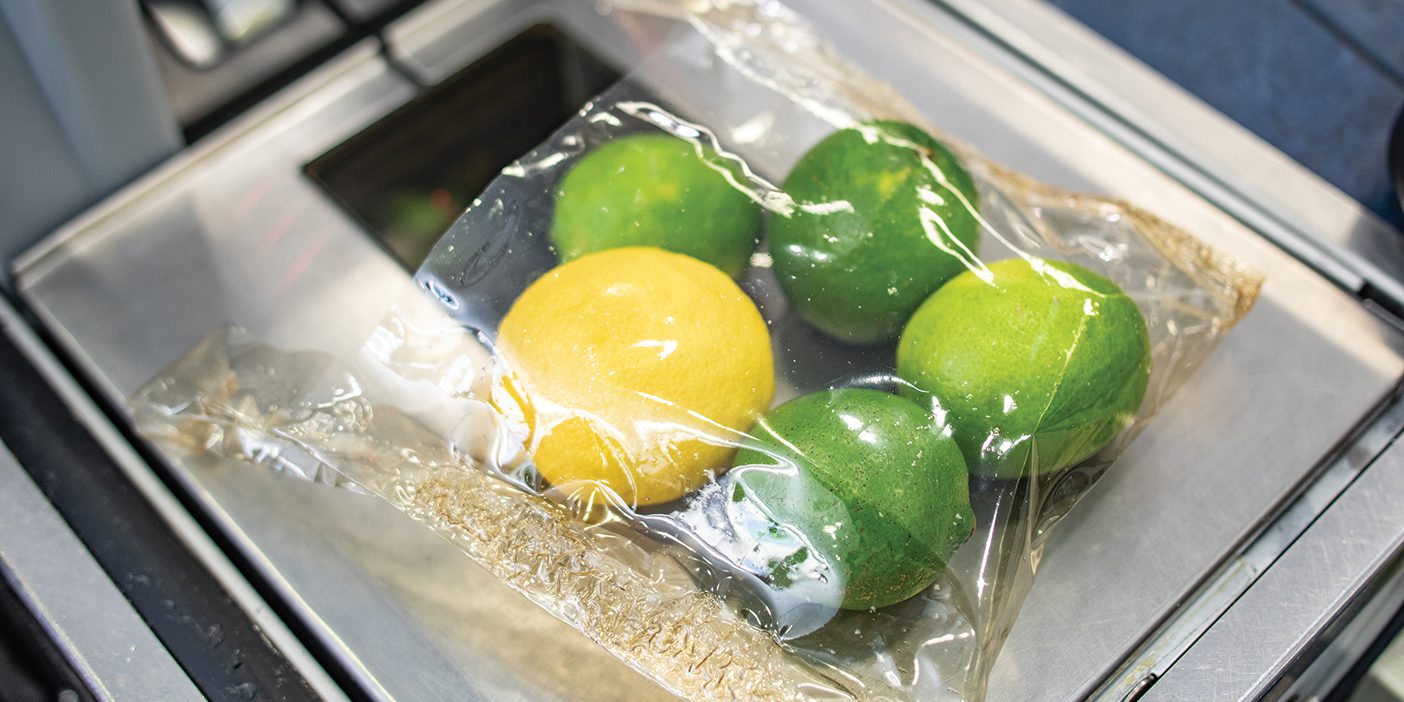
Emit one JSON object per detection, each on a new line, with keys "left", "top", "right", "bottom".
{"left": 731, "top": 388, "right": 974, "bottom": 610}
{"left": 551, "top": 133, "right": 762, "bottom": 277}
{"left": 897, "top": 258, "right": 1151, "bottom": 480}
{"left": 769, "top": 120, "right": 981, "bottom": 344}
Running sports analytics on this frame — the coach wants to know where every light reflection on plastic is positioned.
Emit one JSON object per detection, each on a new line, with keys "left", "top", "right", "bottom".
{"left": 420, "top": 279, "right": 461, "bottom": 311}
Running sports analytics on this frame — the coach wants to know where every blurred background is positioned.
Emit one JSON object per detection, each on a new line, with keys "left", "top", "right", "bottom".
{"left": 1050, "top": 0, "right": 1404, "bottom": 232}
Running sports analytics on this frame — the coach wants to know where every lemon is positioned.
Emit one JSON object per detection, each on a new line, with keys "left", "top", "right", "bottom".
{"left": 495, "top": 247, "right": 775, "bottom": 507}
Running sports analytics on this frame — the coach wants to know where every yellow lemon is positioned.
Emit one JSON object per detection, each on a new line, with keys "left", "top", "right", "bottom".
{"left": 495, "top": 247, "right": 775, "bottom": 507}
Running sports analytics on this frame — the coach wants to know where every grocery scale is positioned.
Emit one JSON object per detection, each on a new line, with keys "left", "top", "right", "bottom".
{"left": 4, "top": 0, "right": 1404, "bottom": 700}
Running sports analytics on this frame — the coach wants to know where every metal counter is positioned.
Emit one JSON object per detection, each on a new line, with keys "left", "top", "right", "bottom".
{"left": 12, "top": 0, "right": 1404, "bottom": 700}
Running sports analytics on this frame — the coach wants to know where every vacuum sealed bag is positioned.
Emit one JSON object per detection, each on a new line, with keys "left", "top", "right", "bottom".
{"left": 132, "top": 1, "right": 1263, "bottom": 699}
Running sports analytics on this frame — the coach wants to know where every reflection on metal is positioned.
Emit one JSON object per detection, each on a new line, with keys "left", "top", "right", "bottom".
{"left": 1278, "top": 556, "right": 1404, "bottom": 700}
{"left": 0, "top": 282, "right": 351, "bottom": 702}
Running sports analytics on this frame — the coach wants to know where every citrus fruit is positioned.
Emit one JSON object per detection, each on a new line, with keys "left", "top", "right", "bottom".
{"left": 896, "top": 258, "right": 1151, "bottom": 480}
{"left": 731, "top": 388, "right": 973, "bottom": 610}
{"left": 769, "top": 120, "right": 981, "bottom": 344}
{"left": 551, "top": 134, "right": 762, "bottom": 277}
{"left": 495, "top": 247, "right": 775, "bottom": 507}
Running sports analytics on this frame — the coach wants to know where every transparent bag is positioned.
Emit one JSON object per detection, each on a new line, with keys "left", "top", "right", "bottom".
{"left": 131, "top": 1, "right": 1262, "bottom": 699}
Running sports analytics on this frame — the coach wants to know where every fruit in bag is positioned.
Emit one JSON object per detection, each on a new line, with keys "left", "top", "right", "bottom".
{"left": 732, "top": 388, "right": 973, "bottom": 609}
{"left": 552, "top": 134, "right": 762, "bottom": 277}
{"left": 496, "top": 247, "right": 775, "bottom": 506}
{"left": 897, "top": 258, "right": 1151, "bottom": 479}
{"left": 770, "top": 121, "right": 981, "bottom": 344}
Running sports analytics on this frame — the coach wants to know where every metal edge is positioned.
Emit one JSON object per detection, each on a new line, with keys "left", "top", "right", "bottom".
{"left": 0, "top": 441, "right": 202, "bottom": 701}
{"left": 382, "top": 0, "right": 503, "bottom": 52}
{"left": 885, "top": 0, "right": 1369, "bottom": 293}
{"left": 921, "top": 0, "right": 1404, "bottom": 313}
{"left": 1278, "top": 556, "right": 1404, "bottom": 700}
{"left": 10, "top": 37, "right": 389, "bottom": 286}
{"left": 4, "top": 21, "right": 462, "bottom": 701}
{"left": 0, "top": 295, "right": 355, "bottom": 702}
{"left": 1141, "top": 428, "right": 1404, "bottom": 700}
{"left": 941, "top": 0, "right": 1397, "bottom": 237}
{"left": 1091, "top": 387, "right": 1404, "bottom": 700}
{"left": 383, "top": 0, "right": 642, "bottom": 86}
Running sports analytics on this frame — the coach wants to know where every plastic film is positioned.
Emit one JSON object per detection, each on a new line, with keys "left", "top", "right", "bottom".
{"left": 131, "top": 1, "right": 1262, "bottom": 699}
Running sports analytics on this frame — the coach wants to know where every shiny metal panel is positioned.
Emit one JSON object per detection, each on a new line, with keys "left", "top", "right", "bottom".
{"left": 12, "top": 1, "right": 1404, "bottom": 700}
{"left": 1144, "top": 441, "right": 1404, "bottom": 701}
{"left": 1089, "top": 394, "right": 1404, "bottom": 701}
{"left": 383, "top": 0, "right": 643, "bottom": 83}
{"left": 0, "top": 290, "right": 349, "bottom": 702}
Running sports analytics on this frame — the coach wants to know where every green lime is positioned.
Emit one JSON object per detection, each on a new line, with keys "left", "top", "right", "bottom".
{"left": 732, "top": 388, "right": 973, "bottom": 610}
{"left": 769, "top": 120, "right": 981, "bottom": 344}
{"left": 896, "top": 258, "right": 1151, "bottom": 480}
{"left": 551, "top": 134, "right": 761, "bottom": 277}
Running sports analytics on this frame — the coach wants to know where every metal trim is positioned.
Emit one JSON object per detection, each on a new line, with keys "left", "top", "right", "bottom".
{"left": 0, "top": 442, "right": 201, "bottom": 701}
{"left": 1142, "top": 426, "right": 1404, "bottom": 700}
{"left": 11, "top": 39, "right": 388, "bottom": 284}
{"left": 1092, "top": 390, "right": 1404, "bottom": 700}
{"left": 1, "top": 215, "right": 351, "bottom": 702}
{"left": 923, "top": 0, "right": 1404, "bottom": 316}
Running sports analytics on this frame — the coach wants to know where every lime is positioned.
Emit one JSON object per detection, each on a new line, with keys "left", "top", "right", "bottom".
{"left": 770, "top": 120, "right": 981, "bottom": 344}
{"left": 551, "top": 134, "right": 761, "bottom": 277}
{"left": 732, "top": 388, "right": 973, "bottom": 610}
{"left": 896, "top": 258, "right": 1151, "bottom": 479}
{"left": 495, "top": 247, "right": 775, "bottom": 507}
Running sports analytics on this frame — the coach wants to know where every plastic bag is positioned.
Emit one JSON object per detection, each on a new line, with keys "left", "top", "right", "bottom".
{"left": 131, "top": 1, "right": 1262, "bottom": 699}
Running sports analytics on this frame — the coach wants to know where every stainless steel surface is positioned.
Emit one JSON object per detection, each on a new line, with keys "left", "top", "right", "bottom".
{"left": 1092, "top": 394, "right": 1404, "bottom": 701}
{"left": 17, "top": 39, "right": 414, "bottom": 394}
{"left": 203, "top": 0, "right": 298, "bottom": 44}
{"left": 936, "top": 0, "right": 1404, "bottom": 308}
{"left": 1278, "top": 555, "right": 1404, "bottom": 701}
{"left": 0, "top": 279, "right": 349, "bottom": 702}
{"left": 147, "top": 0, "right": 228, "bottom": 68}
{"left": 11, "top": 0, "right": 1404, "bottom": 700}
{"left": 1144, "top": 436, "right": 1404, "bottom": 701}
{"left": 0, "top": 442, "right": 201, "bottom": 701}
{"left": 145, "top": 0, "right": 299, "bottom": 68}
{"left": 15, "top": 34, "right": 670, "bottom": 702}
{"left": 326, "top": 0, "right": 406, "bottom": 21}
{"left": 383, "top": 0, "right": 641, "bottom": 83}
